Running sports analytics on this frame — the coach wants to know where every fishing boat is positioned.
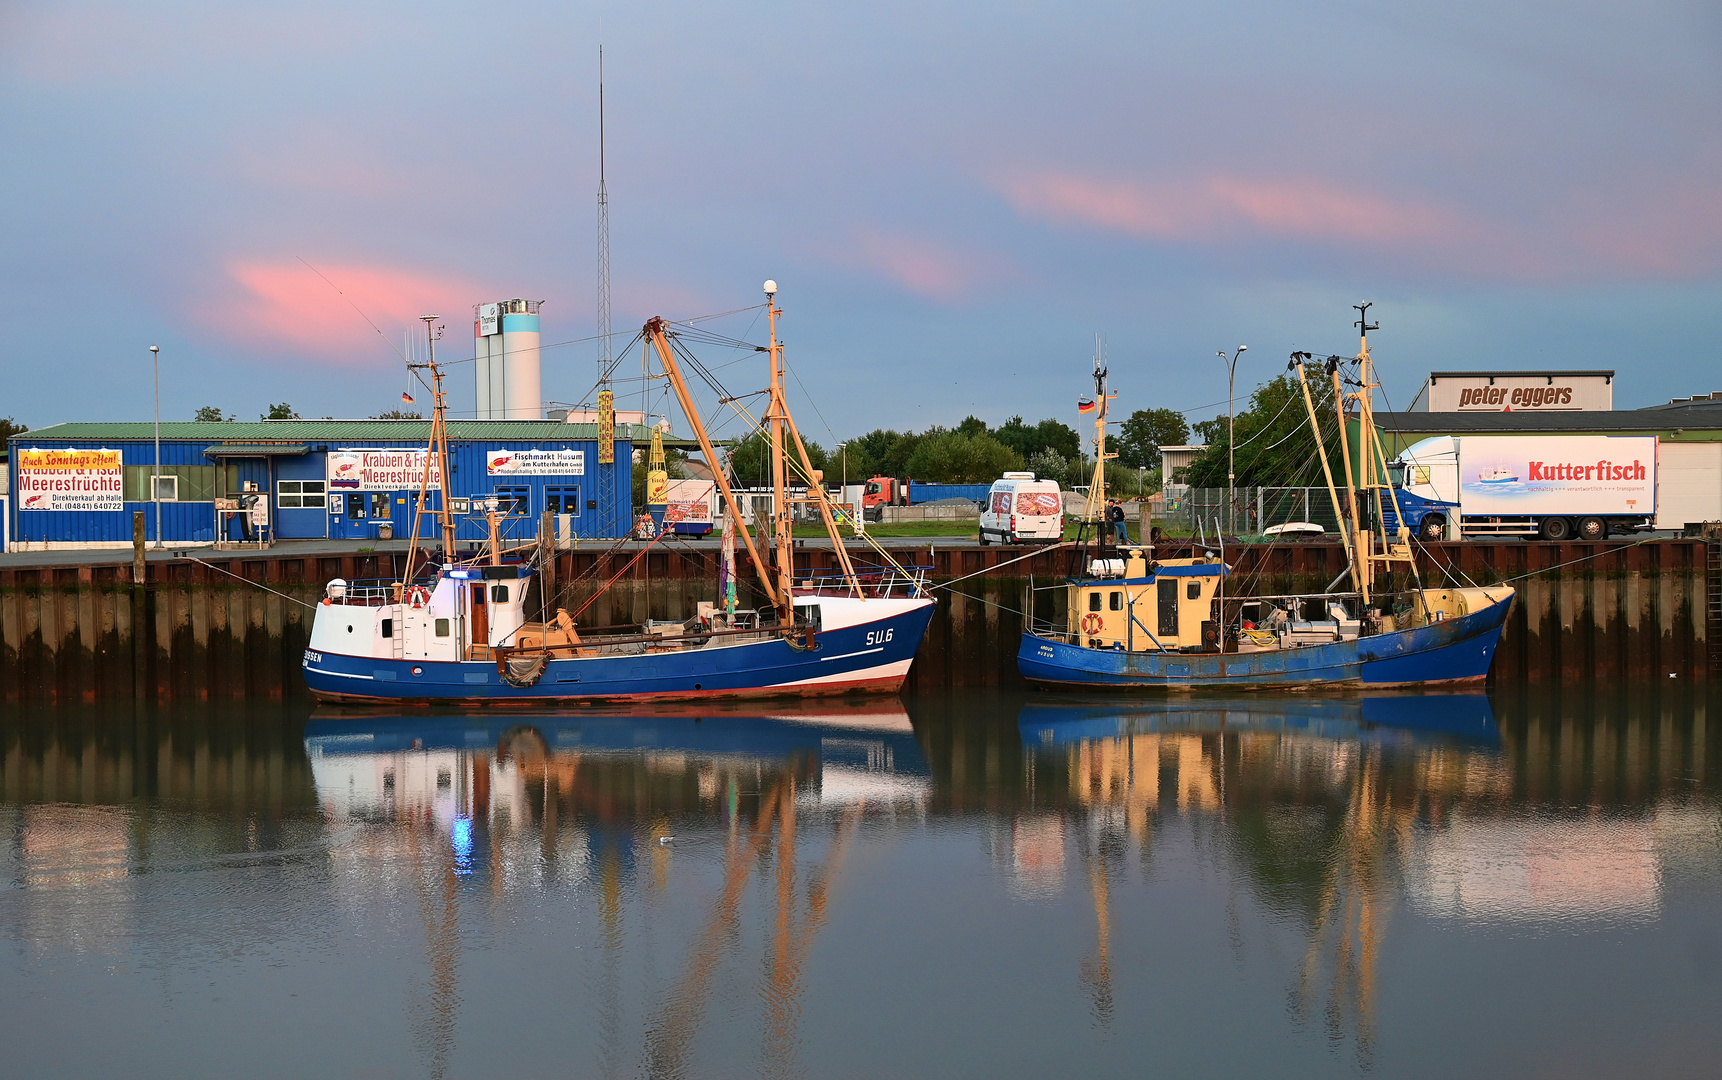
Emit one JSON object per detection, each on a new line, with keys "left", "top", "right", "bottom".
{"left": 302, "top": 283, "right": 936, "bottom": 705}
{"left": 1017, "top": 305, "right": 1514, "bottom": 690}
{"left": 1477, "top": 467, "right": 1519, "bottom": 484}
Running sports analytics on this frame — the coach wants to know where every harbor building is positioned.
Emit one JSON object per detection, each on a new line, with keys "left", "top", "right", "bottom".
{"left": 1409, "top": 370, "right": 1615, "bottom": 412}
{"left": 6, "top": 418, "right": 642, "bottom": 550}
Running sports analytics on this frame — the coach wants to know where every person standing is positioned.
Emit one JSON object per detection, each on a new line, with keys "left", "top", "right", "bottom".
{"left": 1107, "top": 499, "right": 1128, "bottom": 544}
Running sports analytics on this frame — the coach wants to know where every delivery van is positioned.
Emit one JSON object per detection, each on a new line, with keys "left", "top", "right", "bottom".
{"left": 980, "top": 472, "right": 1063, "bottom": 544}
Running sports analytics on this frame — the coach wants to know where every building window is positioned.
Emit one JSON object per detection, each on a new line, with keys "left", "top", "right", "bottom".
{"left": 152, "top": 475, "right": 179, "bottom": 502}
{"left": 495, "top": 486, "right": 529, "bottom": 516}
{"left": 277, "top": 480, "right": 327, "bottom": 509}
{"left": 546, "top": 486, "right": 581, "bottom": 515}
{"left": 124, "top": 464, "right": 219, "bottom": 502}
{"left": 369, "top": 493, "right": 391, "bottom": 519}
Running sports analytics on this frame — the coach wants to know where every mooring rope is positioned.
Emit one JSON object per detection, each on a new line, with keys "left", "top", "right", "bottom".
{"left": 176, "top": 555, "right": 319, "bottom": 610}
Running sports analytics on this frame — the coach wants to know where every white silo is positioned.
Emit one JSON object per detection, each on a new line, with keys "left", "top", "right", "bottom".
{"left": 473, "top": 299, "right": 543, "bottom": 419}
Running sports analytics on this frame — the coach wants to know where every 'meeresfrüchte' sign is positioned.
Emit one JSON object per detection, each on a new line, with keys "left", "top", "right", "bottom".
{"left": 17, "top": 448, "right": 123, "bottom": 511}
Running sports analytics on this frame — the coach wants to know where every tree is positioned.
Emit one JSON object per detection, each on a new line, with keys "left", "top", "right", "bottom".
{"left": 192, "top": 406, "right": 231, "bottom": 422}
{"left": 371, "top": 409, "right": 422, "bottom": 420}
{"left": 724, "top": 432, "right": 828, "bottom": 488}
{"left": 0, "top": 416, "right": 27, "bottom": 443}
{"left": 262, "top": 403, "right": 299, "bottom": 420}
{"left": 845, "top": 428, "right": 920, "bottom": 481}
{"left": 993, "top": 416, "right": 1081, "bottom": 462}
{"left": 904, "top": 429, "right": 1022, "bottom": 482}
{"left": 956, "top": 415, "right": 989, "bottom": 439}
{"left": 1116, "top": 407, "right": 1189, "bottom": 469}
{"left": 1183, "top": 374, "right": 1340, "bottom": 488}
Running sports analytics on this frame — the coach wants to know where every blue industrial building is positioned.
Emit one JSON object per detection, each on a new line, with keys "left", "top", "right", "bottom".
{"left": 6, "top": 419, "right": 641, "bottom": 550}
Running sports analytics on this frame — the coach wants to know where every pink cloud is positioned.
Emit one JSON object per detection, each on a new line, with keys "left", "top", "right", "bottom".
{"left": 843, "top": 229, "right": 1016, "bottom": 302}
{"left": 1002, "top": 172, "right": 1474, "bottom": 249}
{"left": 205, "top": 260, "right": 485, "bottom": 364}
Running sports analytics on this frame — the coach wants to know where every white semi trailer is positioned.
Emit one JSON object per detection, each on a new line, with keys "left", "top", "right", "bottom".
{"left": 1384, "top": 435, "right": 1657, "bottom": 541}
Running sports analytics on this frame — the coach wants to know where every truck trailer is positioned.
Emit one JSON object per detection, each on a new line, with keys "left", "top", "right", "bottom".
{"left": 1384, "top": 435, "right": 1657, "bottom": 541}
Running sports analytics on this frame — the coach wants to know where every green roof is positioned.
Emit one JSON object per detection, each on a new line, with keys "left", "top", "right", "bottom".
{"left": 11, "top": 419, "right": 657, "bottom": 444}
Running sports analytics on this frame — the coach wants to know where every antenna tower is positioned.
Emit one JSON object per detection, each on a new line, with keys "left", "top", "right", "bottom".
{"left": 596, "top": 46, "right": 612, "bottom": 379}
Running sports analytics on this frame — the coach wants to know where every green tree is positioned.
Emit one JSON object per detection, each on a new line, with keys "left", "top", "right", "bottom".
{"left": 994, "top": 416, "right": 1081, "bottom": 461}
{"left": 1116, "top": 407, "right": 1189, "bottom": 469}
{"left": 262, "top": 403, "right": 299, "bottom": 420}
{"left": 193, "top": 405, "right": 232, "bottom": 422}
{"left": 1184, "top": 374, "right": 1339, "bottom": 488}
{"left": 0, "top": 416, "right": 28, "bottom": 442}
{"left": 845, "top": 428, "right": 920, "bottom": 481}
{"left": 371, "top": 409, "right": 422, "bottom": 420}
{"left": 724, "top": 432, "right": 828, "bottom": 488}
{"left": 905, "top": 429, "right": 1022, "bottom": 482}
{"left": 956, "top": 415, "right": 989, "bottom": 438}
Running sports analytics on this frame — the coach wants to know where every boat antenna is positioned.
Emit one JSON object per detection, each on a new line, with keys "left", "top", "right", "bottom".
{"left": 596, "top": 44, "right": 612, "bottom": 382}
{"left": 403, "top": 315, "right": 456, "bottom": 576}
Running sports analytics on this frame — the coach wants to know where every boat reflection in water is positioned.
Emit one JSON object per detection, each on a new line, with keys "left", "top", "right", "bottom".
{"left": 1017, "top": 691, "right": 1499, "bottom": 747}
{"left": 303, "top": 703, "right": 930, "bottom": 1079}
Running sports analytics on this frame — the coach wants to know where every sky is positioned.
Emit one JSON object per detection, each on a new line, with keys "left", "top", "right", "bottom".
{"left": 3, "top": 0, "right": 1720, "bottom": 445}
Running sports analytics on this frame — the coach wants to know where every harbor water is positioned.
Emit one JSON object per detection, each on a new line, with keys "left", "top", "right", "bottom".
{"left": 2, "top": 684, "right": 1719, "bottom": 1078}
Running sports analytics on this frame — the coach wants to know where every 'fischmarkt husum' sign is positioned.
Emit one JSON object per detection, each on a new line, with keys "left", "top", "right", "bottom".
{"left": 487, "top": 449, "right": 585, "bottom": 476}
{"left": 17, "top": 448, "right": 123, "bottom": 511}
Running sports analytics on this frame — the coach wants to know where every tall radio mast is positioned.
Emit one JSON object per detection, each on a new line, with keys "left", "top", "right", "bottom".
{"left": 596, "top": 45, "right": 611, "bottom": 380}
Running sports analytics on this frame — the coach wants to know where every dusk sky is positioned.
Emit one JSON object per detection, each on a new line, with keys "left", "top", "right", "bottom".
{"left": 4, "top": 0, "right": 1719, "bottom": 444}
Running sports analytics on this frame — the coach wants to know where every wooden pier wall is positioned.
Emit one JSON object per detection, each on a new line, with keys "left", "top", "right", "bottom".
{"left": 0, "top": 539, "right": 1712, "bottom": 701}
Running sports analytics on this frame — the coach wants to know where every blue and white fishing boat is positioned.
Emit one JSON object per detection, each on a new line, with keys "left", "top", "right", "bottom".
{"left": 1017, "top": 305, "right": 1514, "bottom": 691}
{"left": 303, "top": 284, "right": 935, "bottom": 705}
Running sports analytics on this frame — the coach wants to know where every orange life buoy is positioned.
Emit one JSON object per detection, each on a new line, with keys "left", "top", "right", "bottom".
{"left": 1081, "top": 612, "right": 1104, "bottom": 635}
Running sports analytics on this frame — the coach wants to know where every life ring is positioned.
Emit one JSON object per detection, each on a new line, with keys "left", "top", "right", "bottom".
{"left": 1080, "top": 612, "right": 1104, "bottom": 635}
{"left": 408, "top": 585, "right": 430, "bottom": 609}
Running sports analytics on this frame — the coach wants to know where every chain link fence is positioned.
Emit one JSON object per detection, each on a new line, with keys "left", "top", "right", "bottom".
{"left": 1160, "top": 487, "right": 1344, "bottom": 537}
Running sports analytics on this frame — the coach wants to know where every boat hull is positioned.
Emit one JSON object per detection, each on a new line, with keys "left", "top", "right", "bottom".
{"left": 303, "top": 598, "right": 936, "bottom": 705}
{"left": 1017, "top": 592, "right": 1512, "bottom": 690}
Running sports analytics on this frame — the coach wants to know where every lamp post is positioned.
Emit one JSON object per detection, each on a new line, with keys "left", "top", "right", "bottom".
{"left": 1217, "top": 345, "right": 1246, "bottom": 533}
{"left": 150, "top": 344, "right": 161, "bottom": 548}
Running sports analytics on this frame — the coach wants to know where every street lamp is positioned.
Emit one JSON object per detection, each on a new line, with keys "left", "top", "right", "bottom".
{"left": 1217, "top": 345, "right": 1247, "bottom": 533}
{"left": 150, "top": 344, "right": 161, "bottom": 548}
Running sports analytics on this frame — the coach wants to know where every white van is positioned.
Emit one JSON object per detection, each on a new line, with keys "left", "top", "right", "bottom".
{"left": 979, "top": 472, "right": 1064, "bottom": 544}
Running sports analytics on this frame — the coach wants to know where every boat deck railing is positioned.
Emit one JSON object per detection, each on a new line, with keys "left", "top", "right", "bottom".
{"left": 324, "top": 578, "right": 414, "bottom": 606}
{"left": 795, "top": 562, "right": 932, "bottom": 598}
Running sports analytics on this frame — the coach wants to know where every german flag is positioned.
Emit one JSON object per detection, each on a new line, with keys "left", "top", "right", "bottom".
{"left": 1077, "top": 398, "right": 1096, "bottom": 414}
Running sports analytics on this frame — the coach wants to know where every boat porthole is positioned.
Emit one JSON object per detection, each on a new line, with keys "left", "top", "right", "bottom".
{"left": 412, "top": 666, "right": 424, "bottom": 677}
{"left": 347, "top": 625, "right": 353, "bottom": 632}
{"left": 693, "top": 683, "right": 702, "bottom": 690}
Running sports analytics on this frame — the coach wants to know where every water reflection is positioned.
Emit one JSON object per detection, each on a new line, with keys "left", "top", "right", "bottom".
{"left": 0, "top": 690, "right": 1717, "bottom": 1078}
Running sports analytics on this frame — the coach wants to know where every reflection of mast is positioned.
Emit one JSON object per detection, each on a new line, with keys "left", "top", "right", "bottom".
{"left": 1079, "top": 857, "right": 1114, "bottom": 1028}
{"left": 405, "top": 811, "right": 461, "bottom": 1080}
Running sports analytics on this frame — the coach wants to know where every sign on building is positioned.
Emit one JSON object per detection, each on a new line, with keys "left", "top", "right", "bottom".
{"left": 16, "top": 448, "right": 123, "bottom": 511}
{"left": 486, "top": 449, "right": 585, "bottom": 476}
{"left": 1418, "top": 371, "right": 1614, "bottom": 412}
{"left": 326, "top": 450, "right": 442, "bottom": 491}
{"left": 598, "top": 389, "right": 615, "bottom": 465}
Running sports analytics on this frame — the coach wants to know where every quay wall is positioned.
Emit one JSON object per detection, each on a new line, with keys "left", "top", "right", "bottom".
{"left": 0, "top": 539, "right": 1713, "bottom": 701}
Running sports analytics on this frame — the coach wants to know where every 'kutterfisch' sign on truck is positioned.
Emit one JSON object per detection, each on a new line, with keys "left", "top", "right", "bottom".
{"left": 1386, "top": 435, "right": 1657, "bottom": 541}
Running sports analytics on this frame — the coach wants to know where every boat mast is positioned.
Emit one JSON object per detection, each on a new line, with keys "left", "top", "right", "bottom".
{"left": 1351, "top": 303, "right": 1419, "bottom": 599}
{"left": 765, "top": 282, "right": 794, "bottom": 616}
{"left": 644, "top": 318, "right": 781, "bottom": 610}
{"left": 1083, "top": 338, "right": 1112, "bottom": 530}
{"left": 403, "top": 315, "right": 456, "bottom": 588}
{"left": 1289, "top": 352, "right": 1357, "bottom": 585}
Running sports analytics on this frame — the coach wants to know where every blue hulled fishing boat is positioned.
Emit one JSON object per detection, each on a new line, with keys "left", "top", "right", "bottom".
{"left": 303, "top": 284, "right": 935, "bottom": 705}
{"left": 1017, "top": 305, "right": 1514, "bottom": 691}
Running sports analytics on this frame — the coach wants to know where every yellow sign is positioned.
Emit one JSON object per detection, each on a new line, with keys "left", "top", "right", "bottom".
{"left": 598, "top": 389, "right": 615, "bottom": 465}
{"left": 17, "top": 448, "right": 123, "bottom": 511}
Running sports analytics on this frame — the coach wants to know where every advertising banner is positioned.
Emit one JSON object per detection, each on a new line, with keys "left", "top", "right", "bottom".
{"left": 1458, "top": 436, "right": 1655, "bottom": 516}
{"left": 598, "top": 389, "right": 615, "bottom": 465}
{"left": 327, "top": 450, "right": 442, "bottom": 492}
{"left": 663, "top": 479, "right": 715, "bottom": 525}
{"left": 1016, "top": 491, "right": 1062, "bottom": 516}
{"left": 486, "top": 449, "right": 585, "bottom": 476}
{"left": 16, "top": 448, "right": 123, "bottom": 511}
